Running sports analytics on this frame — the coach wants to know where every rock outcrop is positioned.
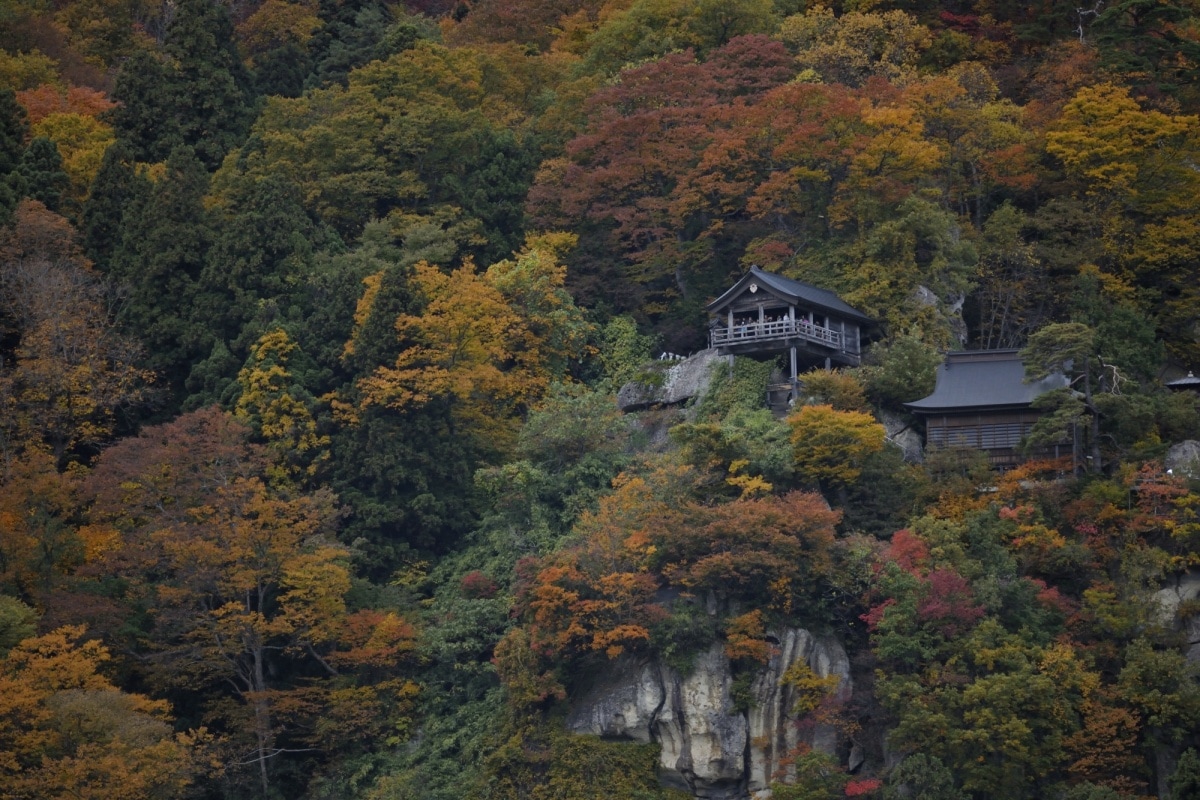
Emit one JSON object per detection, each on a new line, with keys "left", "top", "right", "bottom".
{"left": 566, "top": 628, "right": 852, "bottom": 799}
{"left": 1166, "top": 440, "right": 1200, "bottom": 479}
{"left": 746, "top": 629, "right": 851, "bottom": 792}
{"left": 878, "top": 409, "right": 923, "bottom": 463}
{"left": 1154, "top": 570, "right": 1200, "bottom": 663}
{"left": 617, "top": 350, "right": 723, "bottom": 412}
{"left": 912, "top": 284, "right": 967, "bottom": 347}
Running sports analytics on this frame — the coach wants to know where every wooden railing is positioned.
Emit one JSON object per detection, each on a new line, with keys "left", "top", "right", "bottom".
{"left": 710, "top": 319, "right": 844, "bottom": 350}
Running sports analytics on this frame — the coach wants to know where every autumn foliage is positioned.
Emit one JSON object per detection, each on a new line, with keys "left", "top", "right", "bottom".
{"left": 515, "top": 465, "right": 841, "bottom": 666}
{"left": 2, "top": 0, "right": 1200, "bottom": 797}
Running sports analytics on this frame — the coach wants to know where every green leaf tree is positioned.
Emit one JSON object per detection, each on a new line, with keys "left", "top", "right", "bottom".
{"left": 883, "top": 753, "right": 964, "bottom": 800}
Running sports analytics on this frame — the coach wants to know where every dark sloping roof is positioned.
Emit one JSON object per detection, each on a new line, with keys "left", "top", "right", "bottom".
{"left": 905, "top": 350, "right": 1071, "bottom": 413}
{"left": 1167, "top": 371, "right": 1200, "bottom": 391}
{"left": 706, "top": 266, "right": 874, "bottom": 324}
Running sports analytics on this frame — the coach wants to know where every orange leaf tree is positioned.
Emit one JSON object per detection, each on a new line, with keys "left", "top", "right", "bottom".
{"left": 0, "top": 625, "right": 206, "bottom": 799}
{"left": 84, "top": 408, "right": 419, "bottom": 795}
{"left": 516, "top": 463, "right": 841, "bottom": 669}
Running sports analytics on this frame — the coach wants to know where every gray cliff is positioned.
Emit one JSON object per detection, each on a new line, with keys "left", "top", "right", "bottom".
{"left": 565, "top": 628, "right": 852, "bottom": 799}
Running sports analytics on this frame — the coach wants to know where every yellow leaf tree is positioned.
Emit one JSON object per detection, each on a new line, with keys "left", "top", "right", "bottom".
{"left": 356, "top": 238, "right": 590, "bottom": 452}
{"left": 235, "top": 328, "right": 330, "bottom": 485}
{"left": 787, "top": 403, "right": 886, "bottom": 492}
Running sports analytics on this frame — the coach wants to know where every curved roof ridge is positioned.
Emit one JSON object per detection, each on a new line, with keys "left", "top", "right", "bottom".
{"left": 706, "top": 266, "right": 874, "bottom": 324}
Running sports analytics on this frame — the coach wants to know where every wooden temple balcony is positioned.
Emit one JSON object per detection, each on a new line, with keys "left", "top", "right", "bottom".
{"left": 710, "top": 318, "right": 848, "bottom": 353}
{"left": 706, "top": 267, "right": 876, "bottom": 373}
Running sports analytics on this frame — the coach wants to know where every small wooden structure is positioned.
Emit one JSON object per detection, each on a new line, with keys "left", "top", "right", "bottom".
{"left": 905, "top": 350, "right": 1070, "bottom": 468}
{"left": 706, "top": 267, "right": 876, "bottom": 398}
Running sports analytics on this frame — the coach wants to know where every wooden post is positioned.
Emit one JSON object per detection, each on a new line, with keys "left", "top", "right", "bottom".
{"left": 790, "top": 346, "right": 798, "bottom": 401}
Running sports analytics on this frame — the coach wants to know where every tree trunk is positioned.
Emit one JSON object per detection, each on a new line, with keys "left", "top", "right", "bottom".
{"left": 253, "top": 642, "right": 272, "bottom": 797}
{"left": 1084, "top": 356, "right": 1102, "bottom": 473}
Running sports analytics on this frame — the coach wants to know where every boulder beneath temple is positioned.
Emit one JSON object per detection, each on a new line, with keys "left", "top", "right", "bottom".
{"left": 617, "top": 350, "right": 722, "bottom": 412}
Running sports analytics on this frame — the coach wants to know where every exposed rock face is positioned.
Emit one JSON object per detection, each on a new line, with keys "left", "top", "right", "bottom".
{"left": 747, "top": 629, "right": 851, "bottom": 793}
{"left": 1154, "top": 571, "right": 1200, "bottom": 663}
{"left": 658, "top": 645, "right": 748, "bottom": 798}
{"left": 912, "top": 285, "right": 967, "bottom": 347}
{"left": 566, "top": 660, "right": 664, "bottom": 744}
{"left": 617, "top": 350, "right": 723, "bottom": 412}
{"left": 878, "top": 409, "right": 923, "bottom": 463}
{"left": 566, "top": 629, "right": 852, "bottom": 799}
{"left": 1166, "top": 440, "right": 1200, "bottom": 479}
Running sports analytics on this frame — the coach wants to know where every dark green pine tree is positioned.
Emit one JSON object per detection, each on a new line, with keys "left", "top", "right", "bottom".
{"left": 183, "top": 339, "right": 243, "bottom": 409}
{"left": 322, "top": 229, "right": 477, "bottom": 575}
{"left": 253, "top": 41, "right": 311, "bottom": 98}
{"left": 1094, "top": 0, "right": 1200, "bottom": 100}
{"left": 197, "top": 173, "right": 328, "bottom": 341}
{"left": 183, "top": 173, "right": 334, "bottom": 407}
{"left": 445, "top": 128, "right": 537, "bottom": 266}
{"left": 108, "top": 50, "right": 174, "bottom": 164}
{"left": 1171, "top": 749, "right": 1200, "bottom": 800}
{"left": 80, "top": 141, "right": 143, "bottom": 270}
{"left": 108, "top": 0, "right": 253, "bottom": 169}
{"left": 109, "top": 146, "right": 213, "bottom": 404}
{"left": 16, "top": 137, "right": 70, "bottom": 214}
{"left": 0, "top": 89, "right": 29, "bottom": 222}
{"left": 163, "top": 0, "right": 255, "bottom": 169}
{"left": 305, "top": 0, "right": 398, "bottom": 88}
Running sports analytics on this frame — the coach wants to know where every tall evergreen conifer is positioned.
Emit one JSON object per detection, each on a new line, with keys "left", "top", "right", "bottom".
{"left": 109, "top": 146, "right": 213, "bottom": 401}
{"left": 109, "top": 0, "right": 253, "bottom": 169}
{"left": 80, "top": 142, "right": 141, "bottom": 270}
{"left": 16, "top": 137, "right": 69, "bottom": 213}
{"left": 0, "top": 89, "right": 29, "bottom": 221}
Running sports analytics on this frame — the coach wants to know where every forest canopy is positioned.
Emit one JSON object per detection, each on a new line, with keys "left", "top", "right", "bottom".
{"left": 1, "top": 0, "right": 1199, "bottom": 797}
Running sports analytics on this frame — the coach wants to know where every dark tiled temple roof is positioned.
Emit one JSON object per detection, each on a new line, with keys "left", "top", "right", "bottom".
{"left": 1167, "top": 371, "right": 1200, "bottom": 391}
{"left": 706, "top": 266, "right": 874, "bottom": 324}
{"left": 905, "top": 350, "right": 1071, "bottom": 413}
